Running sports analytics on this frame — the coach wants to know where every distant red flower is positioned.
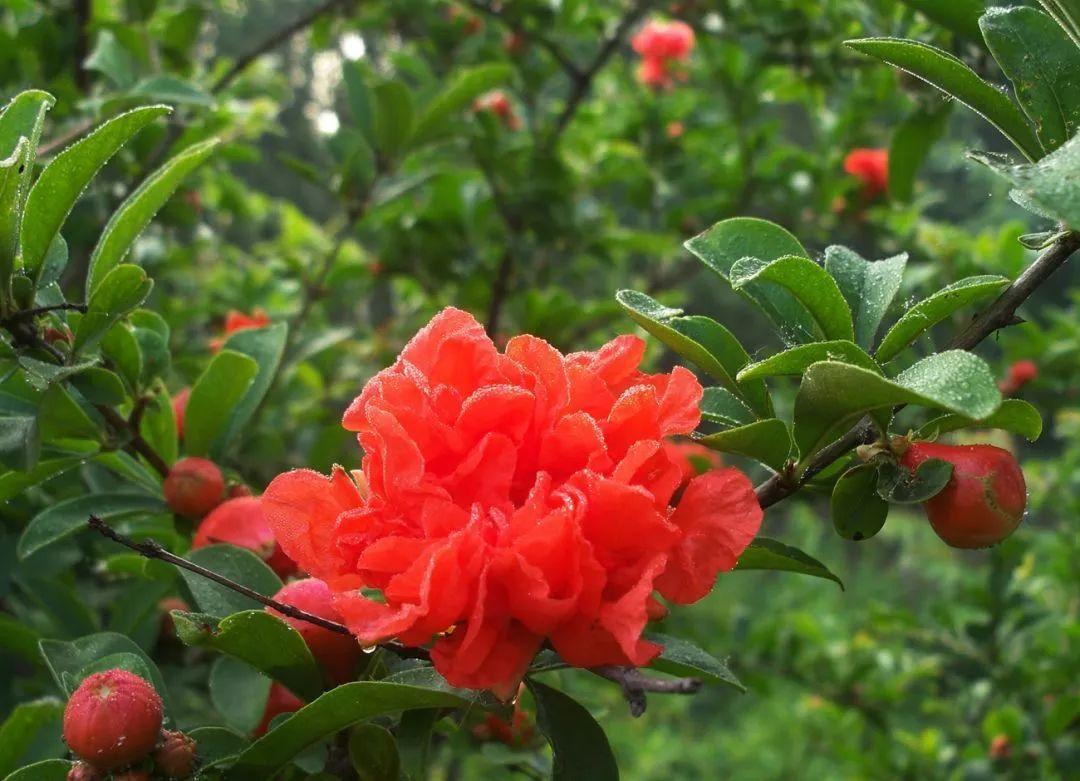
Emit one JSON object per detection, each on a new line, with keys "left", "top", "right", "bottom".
{"left": 666, "top": 120, "right": 685, "bottom": 139}
{"left": 843, "top": 148, "right": 889, "bottom": 200}
{"left": 473, "top": 90, "right": 522, "bottom": 130}
{"left": 999, "top": 359, "right": 1037, "bottom": 395}
{"left": 210, "top": 308, "right": 270, "bottom": 352}
{"left": 632, "top": 19, "right": 695, "bottom": 89}
{"left": 263, "top": 308, "right": 762, "bottom": 697}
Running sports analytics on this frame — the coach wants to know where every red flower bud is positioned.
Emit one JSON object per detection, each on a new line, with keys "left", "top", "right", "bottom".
{"left": 111, "top": 771, "right": 151, "bottom": 781}
{"left": 989, "top": 733, "right": 1011, "bottom": 760}
{"left": 1000, "top": 359, "right": 1037, "bottom": 395}
{"left": 666, "top": 121, "right": 685, "bottom": 139}
{"left": 900, "top": 442, "right": 1026, "bottom": 549}
{"left": 62, "top": 670, "right": 163, "bottom": 770}
{"left": 172, "top": 388, "right": 190, "bottom": 440}
{"left": 153, "top": 729, "right": 198, "bottom": 778}
{"left": 193, "top": 497, "right": 297, "bottom": 579}
{"left": 164, "top": 457, "right": 225, "bottom": 520}
{"left": 843, "top": 148, "right": 889, "bottom": 200}
{"left": 66, "top": 762, "right": 101, "bottom": 781}
{"left": 210, "top": 309, "right": 270, "bottom": 352}
{"left": 254, "top": 683, "right": 304, "bottom": 737}
{"left": 268, "top": 578, "right": 361, "bottom": 685}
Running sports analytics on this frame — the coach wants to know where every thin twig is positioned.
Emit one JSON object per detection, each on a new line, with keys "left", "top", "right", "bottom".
{"left": 589, "top": 665, "right": 702, "bottom": 717}
{"left": 3, "top": 303, "right": 88, "bottom": 321}
{"left": 464, "top": 0, "right": 583, "bottom": 80}
{"left": 753, "top": 230, "right": 1080, "bottom": 510}
{"left": 95, "top": 405, "right": 171, "bottom": 479}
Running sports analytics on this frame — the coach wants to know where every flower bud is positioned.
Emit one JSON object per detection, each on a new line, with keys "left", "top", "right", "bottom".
{"left": 164, "top": 457, "right": 225, "bottom": 520}
{"left": 62, "top": 670, "right": 163, "bottom": 770}
{"left": 153, "top": 729, "right": 198, "bottom": 778}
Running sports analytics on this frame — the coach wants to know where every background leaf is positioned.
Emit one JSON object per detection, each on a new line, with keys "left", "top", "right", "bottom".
{"left": 526, "top": 679, "right": 619, "bottom": 781}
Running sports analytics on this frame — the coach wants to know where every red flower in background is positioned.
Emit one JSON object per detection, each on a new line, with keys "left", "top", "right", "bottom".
{"left": 263, "top": 308, "right": 762, "bottom": 696}
{"left": 999, "top": 360, "right": 1037, "bottom": 395}
{"left": 632, "top": 19, "right": 695, "bottom": 89}
{"left": 210, "top": 308, "right": 271, "bottom": 352}
{"left": 473, "top": 90, "right": 522, "bottom": 131}
{"left": 843, "top": 148, "right": 889, "bottom": 200}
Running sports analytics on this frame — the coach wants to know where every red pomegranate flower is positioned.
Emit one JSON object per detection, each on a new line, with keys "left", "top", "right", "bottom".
{"left": 632, "top": 19, "right": 695, "bottom": 89}
{"left": 843, "top": 148, "right": 889, "bottom": 200}
{"left": 210, "top": 308, "right": 271, "bottom": 352}
{"left": 263, "top": 308, "right": 761, "bottom": 697}
{"left": 473, "top": 90, "right": 522, "bottom": 131}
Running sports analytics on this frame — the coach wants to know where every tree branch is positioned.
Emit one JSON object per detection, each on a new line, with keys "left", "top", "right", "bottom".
{"left": 464, "top": 0, "right": 584, "bottom": 80}
{"left": 588, "top": 665, "right": 702, "bottom": 717}
{"left": 95, "top": 405, "right": 171, "bottom": 479}
{"left": 753, "top": 230, "right": 1080, "bottom": 510}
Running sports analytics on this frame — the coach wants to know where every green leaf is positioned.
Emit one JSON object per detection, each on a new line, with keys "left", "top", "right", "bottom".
{"left": 183, "top": 349, "right": 259, "bottom": 457}
{"left": 824, "top": 246, "right": 908, "bottom": 349}
{"left": 139, "top": 387, "right": 178, "bottom": 465}
{"left": 917, "top": 398, "right": 1043, "bottom": 441}
{"left": 877, "top": 458, "right": 954, "bottom": 503}
{"left": 737, "top": 341, "right": 880, "bottom": 382}
{"left": 70, "top": 367, "right": 127, "bottom": 406}
{"left": 831, "top": 464, "right": 889, "bottom": 541}
{"left": 129, "top": 75, "right": 215, "bottom": 107}
{"left": 972, "top": 133, "right": 1080, "bottom": 228}
{"left": 38, "top": 632, "right": 170, "bottom": 709}
{"left": 736, "top": 538, "right": 844, "bottom": 589}
{"left": 412, "top": 63, "right": 514, "bottom": 147}
{"left": 793, "top": 352, "right": 1002, "bottom": 458}
{"left": 186, "top": 726, "right": 248, "bottom": 768}
{"left": 899, "top": 0, "right": 985, "bottom": 39}
{"left": 0, "top": 455, "right": 90, "bottom": 503}
{"left": 846, "top": 38, "right": 1042, "bottom": 161}
{"left": 224, "top": 683, "right": 472, "bottom": 781}
{"left": 700, "top": 387, "right": 757, "bottom": 428}
{"left": 616, "top": 290, "right": 770, "bottom": 415}
{"left": 645, "top": 633, "right": 744, "bottom": 691}
{"left": 526, "top": 679, "right": 619, "bottom": 781}
{"left": 172, "top": 610, "right": 325, "bottom": 702}
{"left": 372, "top": 81, "right": 414, "bottom": 162}
{"left": 874, "top": 275, "right": 1009, "bottom": 362}
{"left": 697, "top": 420, "right": 792, "bottom": 472}
{"left": 730, "top": 255, "right": 855, "bottom": 343}
{"left": 73, "top": 264, "right": 153, "bottom": 354}
{"left": 101, "top": 322, "right": 142, "bottom": 389}
{"left": 684, "top": 218, "right": 818, "bottom": 347}
{"left": 20, "top": 105, "right": 170, "bottom": 284}
{"left": 215, "top": 323, "right": 287, "bottom": 454}
{"left": 181, "top": 545, "right": 283, "bottom": 618}
{"left": 209, "top": 656, "right": 272, "bottom": 735}
{"left": 2, "top": 759, "right": 72, "bottom": 781}
{"left": 980, "top": 6, "right": 1080, "bottom": 153}
{"left": 1037, "top": 0, "right": 1080, "bottom": 47}
{"left": 348, "top": 724, "right": 401, "bottom": 781}
{"left": 17, "top": 492, "right": 166, "bottom": 559}
{"left": 0, "top": 415, "right": 40, "bottom": 472}
{"left": 84, "top": 29, "right": 138, "bottom": 88}
{"left": 86, "top": 138, "right": 219, "bottom": 296}
{"left": 0, "top": 699, "right": 62, "bottom": 778}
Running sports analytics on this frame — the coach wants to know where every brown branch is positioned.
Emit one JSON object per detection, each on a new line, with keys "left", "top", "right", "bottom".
{"left": 96, "top": 405, "right": 171, "bottom": 479}
{"left": 753, "top": 230, "right": 1080, "bottom": 510}
{"left": 589, "top": 665, "right": 702, "bottom": 717}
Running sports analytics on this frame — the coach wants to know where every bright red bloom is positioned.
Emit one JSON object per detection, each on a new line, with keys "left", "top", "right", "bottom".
{"left": 664, "top": 438, "right": 723, "bottom": 487}
{"left": 263, "top": 308, "right": 761, "bottom": 697}
{"left": 632, "top": 19, "right": 694, "bottom": 89}
{"left": 473, "top": 90, "right": 522, "bottom": 131}
{"left": 210, "top": 308, "right": 270, "bottom": 352}
{"left": 843, "top": 148, "right": 889, "bottom": 200}
{"left": 999, "top": 359, "right": 1037, "bottom": 394}
{"left": 194, "top": 496, "right": 298, "bottom": 579}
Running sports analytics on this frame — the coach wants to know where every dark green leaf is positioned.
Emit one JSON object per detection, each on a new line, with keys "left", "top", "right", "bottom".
{"left": 824, "top": 246, "right": 908, "bottom": 349}
{"left": 412, "top": 63, "right": 514, "bottom": 146}
{"left": 215, "top": 323, "right": 287, "bottom": 455}
{"left": 38, "top": 632, "right": 170, "bottom": 709}
{"left": 209, "top": 656, "right": 272, "bottom": 735}
{"left": 18, "top": 493, "right": 166, "bottom": 560}
{"left": 737, "top": 341, "right": 880, "bottom": 382}
{"left": 917, "top": 398, "right": 1043, "bottom": 441}
{"left": 73, "top": 264, "right": 153, "bottom": 354}
{"left": 877, "top": 458, "right": 954, "bottom": 503}
{"left": 645, "top": 633, "right": 744, "bottom": 691}
{"left": 181, "top": 545, "right": 283, "bottom": 618}
{"left": 697, "top": 420, "right": 792, "bottom": 472}
{"left": 70, "top": 367, "right": 127, "bottom": 406}
{"left": 186, "top": 726, "right": 248, "bottom": 768}
{"left": 183, "top": 349, "right": 259, "bottom": 457}
{"left": 736, "top": 538, "right": 844, "bottom": 589}
{"left": 0, "top": 699, "right": 63, "bottom": 778}
{"left": 700, "top": 387, "right": 757, "bottom": 428}
{"left": 348, "top": 724, "right": 401, "bottom": 781}
{"left": 526, "top": 679, "right": 619, "bottom": 781}
{"left": 831, "top": 464, "right": 890, "bottom": 541}
{"left": 373, "top": 81, "right": 414, "bottom": 162}
{"left": 1, "top": 759, "right": 72, "bottom": 781}
{"left": 1037, "top": 0, "right": 1080, "bottom": 47}
{"left": 0, "top": 415, "right": 40, "bottom": 472}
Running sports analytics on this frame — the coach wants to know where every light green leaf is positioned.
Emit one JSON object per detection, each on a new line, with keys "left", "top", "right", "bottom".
{"left": 700, "top": 387, "right": 757, "bottom": 428}
{"left": 646, "top": 633, "right": 744, "bottom": 691}
{"left": 831, "top": 464, "right": 889, "bottom": 541}
{"left": 980, "top": 6, "right": 1080, "bottom": 153}
{"left": 875, "top": 275, "right": 1009, "bottom": 362}
{"left": 737, "top": 341, "right": 880, "bottom": 382}
{"left": 373, "top": 81, "right": 414, "bottom": 162}
{"left": 225, "top": 683, "right": 472, "bottom": 781}
{"left": 412, "top": 63, "right": 514, "bottom": 146}
{"left": 793, "top": 352, "right": 1002, "bottom": 458}
{"left": 972, "top": 134, "right": 1080, "bottom": 228}
{"left": 846, "top": 38, "right": 1042, "bottom": 160}
{"left": 181, "top": 545, "right": 282, "bottom": 618}
{"left": 172, "top": 610, "right": 325, "bottom": 702}
{"left": 916, "top": 398, "right": 1043, "bottom": 441}
{"left": 84, "top": 29, "right": 137, "bottom": 88}
{"left": 183, "top": 349, "right": 259, "bottom": 457}
{"left": 2, "top": 759, "right": 72, "bottom": 781}
{"left": 526, "top": 680, "right": 619, "bottom": 781}
{"left": 730, "top": 255, "right": 855, "bottom": 343}
{"left": 209, "top": 657, "right": 272, "bottom": 736}
{"left": 824, "top": 246, "right": 908, "bottom": 349}
{"left": 18, "top": 493, "right": 166, "bottom": 560}
{"left": 38, "top": 632, "right": 170, "bottom": 711}
{"left": 899, "top": 0, "right": 985, "bottom": 38}
{"left": 20, "top": 105, "right": 170, "bottom": 284}
{"left": 0, "top": 699, "right": 63, "bottom": 778}
{"left": 86, "top": 138, "right": 219, "bottom": 296}
{"left": 215, "top": 323, "right": 287, "bottom": 455}
{"left": 73, "top": 264, "right": 153, "bottom": 354}
{"left": 890, "top": 101, "right": 952, "bottom": 203}
{"left": 697, "top": 419, "right": 792, "bottom": 472}
{"left": 736, "top": 537, "right": 844, "bottom": 589}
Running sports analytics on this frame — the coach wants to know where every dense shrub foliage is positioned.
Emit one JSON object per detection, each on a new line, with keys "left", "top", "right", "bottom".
{"left": 0, "top": 1, "right": 1078, "bottom": 779}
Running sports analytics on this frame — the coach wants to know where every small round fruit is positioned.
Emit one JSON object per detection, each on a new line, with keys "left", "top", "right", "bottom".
{"left": 193, "top": 497, "right": 297, "bottom": 578}
{"left": 254, "top": 683, "right": 304, "bottom": 737}
{"left": 172, "top": 388, "right": 190, "bottom": 440}
{"left": 62, "top": 669, "right": 163, "bottom": 770}
{"left": 901, "top": 442, "right": 1026, "bottom": 549}
{"left": 66, "top": 762, "right": 100, "bottom": 781}
{"left": 164, "top": 457, "right": 225, "bottom": 520}
{"left": 153, "top": 729, "right": 197, "bottom": 778}
{"left": 111, "top": 771, "right": 151, "bottom": 781}
{"left": 268, "top": 579, "right": 361, "bottom": 684}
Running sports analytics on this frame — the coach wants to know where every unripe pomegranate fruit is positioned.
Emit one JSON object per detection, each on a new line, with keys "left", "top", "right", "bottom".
{"left": 193, "top": 497, "right": 297, "bottom": 578}
{"left": 254, "top": 683, "right": 304, "bottom": 737}
{"left": 153, "top": 729, "right": 198, "bottom": 778}
{"left": 66, "top": 762, "right": 100, "bottom": 781}
{"left": 62, "top": 670, "right": 163, "bottom": 770}
{"left": 268, "top": 579, "right": 361, "bottom": 684}
{"left": 111, "top": 771, "right": 151, "bottom": 781}
{"left": 164, "top": 457, "right": 225, "bottom": 520}
{"left": 900, "top": 442, "right": 1026, "bottom": 549}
